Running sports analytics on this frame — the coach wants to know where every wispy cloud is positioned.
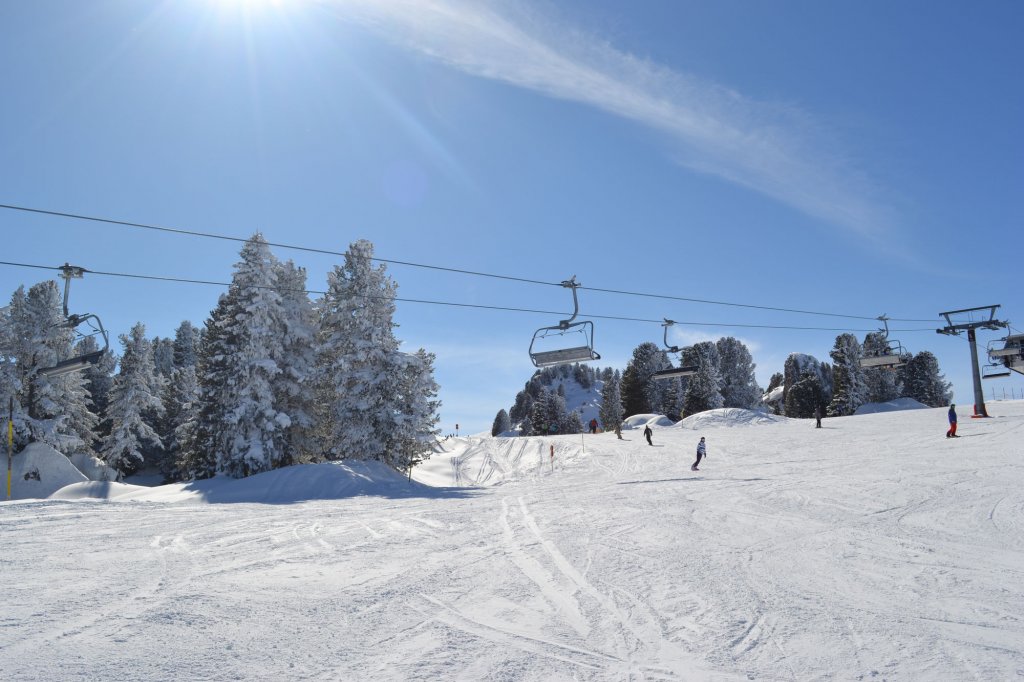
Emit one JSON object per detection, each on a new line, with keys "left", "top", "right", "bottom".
{"left": 328, "top": 0, "right": 895, "bottom": 239}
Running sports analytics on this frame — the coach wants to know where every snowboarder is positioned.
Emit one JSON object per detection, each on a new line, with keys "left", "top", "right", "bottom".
{"left": 691, "top": 436, "right": 706, "bottom": 471}
{"left": 589, "top": 418, "right": 599, "bottom": 434}
{"left": 615, "top": 422, "right": 623, "bottom": 440}
{"left": 643, "top": 424, "right": 653, "bottom": 446}
{"left": 946, "top": 404, "right": 958, "bottom": 438}
{"left": 815, "top": 405, "right": 822, "bottom": 429}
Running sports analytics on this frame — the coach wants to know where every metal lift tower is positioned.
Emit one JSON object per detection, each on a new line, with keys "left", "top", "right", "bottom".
{"left": 937, "top": 305, "right": 1008, "bottom": 418}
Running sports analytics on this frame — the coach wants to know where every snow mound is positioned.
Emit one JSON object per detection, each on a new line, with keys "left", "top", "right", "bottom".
{"left": 676, "top": 408, "right": 788, "bottom": 430}
{"left": 623, "top": 414, "right": 675, "bottom": 429}
{"left": 854, "top": 397, "right": 929, "bottom": 415}
{"left": 69, "top": 452, "right": 120, "bottom": 481}
{"left": 8, "top": 442, "right": 88, "bottom": 500}
{"left": 47, "top": 460, "right": 466, "bottom": 504}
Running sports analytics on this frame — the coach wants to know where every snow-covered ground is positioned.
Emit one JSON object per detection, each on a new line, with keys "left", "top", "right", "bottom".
{"left": 3, "top": 403, "right": 1024, "bottom": 680}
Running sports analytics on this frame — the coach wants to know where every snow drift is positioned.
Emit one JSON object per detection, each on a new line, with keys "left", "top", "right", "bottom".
{"left": 6, "top": 442, "right": 88, "bottom": 500}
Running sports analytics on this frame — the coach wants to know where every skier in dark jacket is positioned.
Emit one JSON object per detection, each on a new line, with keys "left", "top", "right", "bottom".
{"left": 946, "top": 404, "right": 958, "bottom": 438}
{"left": 643, "top": 424, "right": 653, "bottom": 446}
{"left": 589, "top": 418, "right": 599, "bottom": 434}
{"left": 691, "top": 437, "right": 706, "bottom": 471}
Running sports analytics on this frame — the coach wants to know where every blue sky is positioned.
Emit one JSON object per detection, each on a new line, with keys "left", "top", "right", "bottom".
{"left": 2, "top": 0, "right": 1022, "bottom": 433}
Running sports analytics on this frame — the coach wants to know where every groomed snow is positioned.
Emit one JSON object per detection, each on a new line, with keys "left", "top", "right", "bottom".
{"left": 3, "top": 403, "right": 1023, "bottom": 680}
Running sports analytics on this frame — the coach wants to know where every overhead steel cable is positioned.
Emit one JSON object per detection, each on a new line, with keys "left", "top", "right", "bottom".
{"left": 0, "top": 259, "right": 937, "bottom": 333}
{"left": 0, "top": 202, "right": 941, "bottom": 323}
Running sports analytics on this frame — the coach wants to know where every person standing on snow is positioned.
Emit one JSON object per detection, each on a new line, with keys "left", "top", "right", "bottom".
{"left": 691, "top": 437, "right": 706, "bottom": 471}
{"left": 643, "top": 424, "right": 653, "bottom": 446}
{"left": 815, "top": 405, "right": 823, "bottom": 428}
{"left": 946, "top": 404, "right": 958, "bottom": 438}
{"left": 589, "top": 418, "right": 599, "bottom": 434}
{"left": 614, "top": 422, "right": 623, "bottom": 440}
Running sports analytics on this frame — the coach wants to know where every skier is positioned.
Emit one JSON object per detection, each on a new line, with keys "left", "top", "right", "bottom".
{"left": 589, "top": 418, "right": 599, "bottom": 434}
{"left": 815, "top": 405, "right": 822, "bottom": 429}
{"left": 614, "top": 422, "right": 623, "bottom": 440}
{"left": 691, "top": 436, "right": 706, "bottom": 471}
{"left": 643, "top": 424, "right": 653, "bottom": 446}
{"left": 946, "top": 403, "right": 958, "bottom": 438}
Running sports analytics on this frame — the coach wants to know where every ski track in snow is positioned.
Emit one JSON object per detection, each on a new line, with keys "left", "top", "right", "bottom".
{"left": 3, "top": 404, "right": 1024, "bottom": 680}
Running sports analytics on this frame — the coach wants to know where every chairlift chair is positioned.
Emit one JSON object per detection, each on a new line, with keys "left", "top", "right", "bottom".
{"left": 37, "top": 264, "right": 110, "bottom": 379}
{"left": 982, "top": 363, "right": 1011, "bottom": 380}
{"left": 859, "top": 315, "right": 910, "bottom": 369}
{"left": 652, "top": 319, "right": 698, "bottom": 381}
{"left": 988, "top": 334, "right": 1024, "bottom": 377}
{"left": 528, "top": 277, "right": 601, "bottom": 368}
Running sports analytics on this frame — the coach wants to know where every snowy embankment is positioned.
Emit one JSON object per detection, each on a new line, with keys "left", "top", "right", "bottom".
{"left": 3, "top": 403, "right": 1024, "bottom": 680}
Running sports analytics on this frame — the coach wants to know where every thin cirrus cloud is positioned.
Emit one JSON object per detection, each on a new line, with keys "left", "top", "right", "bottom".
{"left": 328, "top": 0, "right": 896, "bottom": 240}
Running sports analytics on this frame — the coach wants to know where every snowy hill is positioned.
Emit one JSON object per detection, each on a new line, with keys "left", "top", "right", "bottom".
{"left": 854, "top": 396, "right": 929, "bottom": 415}
{"left": 3, "top": 402, "right": 1024, "bottom": 680}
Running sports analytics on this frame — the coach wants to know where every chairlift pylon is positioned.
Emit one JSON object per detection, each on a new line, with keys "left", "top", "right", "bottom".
{"left": 37, "top": 264, "right": 110, "bottom": 378}
{"left": 528, "top": 276, "right": 600, "bottom": 368}
{"left": 859, "top": 315, "right": 910, "bottom": 369}
{"left": 652, "top": 319, "right": 697, "bottom": 381}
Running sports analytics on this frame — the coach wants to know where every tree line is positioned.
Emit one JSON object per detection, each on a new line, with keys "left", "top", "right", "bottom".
{"left": 495, "top": 331, "right": 952, "bottom": 433}
{"left": 0, "top": 236, "right": 441, "bottom": 481}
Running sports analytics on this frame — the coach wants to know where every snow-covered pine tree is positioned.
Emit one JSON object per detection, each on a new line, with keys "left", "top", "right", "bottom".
{"left": 716, "top": 337, "right": 762, "bottom": 409}
{"left": 215, "top": 234, "right": 291, "bottom": 477}
{"left": 387, "top": 348, "right": 441, "bottom": 472}
{"left": 620, "top": 342, "right": 664, "bottom": 416}
{"left": 13, "top": 281, "right": 95, "bottom": 453}
{"left": 172, "top": 320, "right": 201, "bottom": 368}
{"left": 76, "top": 335, "right": 116, "bottom": 449}
{"left": 900, "top": 351, "right": 952, "bottom": 407}
{"left": 785, "top": 370, "right": 824, "bottom": 418}
{"left": 766, "top": 372, "right": 784, "bottom": 392}
{"left": 275, "top": 259, "right": 317, "bottom": 464}
{"left": 862, "top": 332, "right": 903, "bottom": 403}
{"left": 492, "top": 409, "right": 511, "bottom": 436}
{"left": 151, "top": 338, "right": 175, "bottom": 378}
{"left": 101, "top": 323, "right": 164, "bottom": 476}
{"left": 315, "top": 239, "right": 401, "bottom": 462}
{"left": 562, "top": 410, "right": 583, "bottom": 434}
{"left": 599, "top": 369, "right": 624, "bottom": 429}
{"left": 827, "top": 334, "right": 868, "bottom": 416}
{"left": 182, "top": 294, "right": 235, "bottom": 480}
{"left": 681, "top": 342, "right": 724, "bottom": 416}
{"left": 509, "top": 389, "right": 533, "bottom": 430}
{"left": 159, "top": 365, "right": 199, "bottom": 482}
{"left": 529, "top": 388, "right": 551, "bottom": 435}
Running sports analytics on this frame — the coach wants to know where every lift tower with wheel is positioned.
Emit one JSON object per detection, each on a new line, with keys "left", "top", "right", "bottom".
{"left": 936, "top": 305, "right": 1008, "bottom": 418}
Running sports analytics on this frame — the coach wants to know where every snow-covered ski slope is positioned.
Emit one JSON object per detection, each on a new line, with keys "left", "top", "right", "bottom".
{"left": 3, "top": 403, "right": 1024, "bottom": 680}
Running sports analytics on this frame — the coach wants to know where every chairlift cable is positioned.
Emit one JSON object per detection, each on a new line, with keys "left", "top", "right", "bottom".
{"left": 0, "top": 202, "right": 937, "bottom": 323}
{"left": 0, "top": 259, "right": 938, "bottom": 334}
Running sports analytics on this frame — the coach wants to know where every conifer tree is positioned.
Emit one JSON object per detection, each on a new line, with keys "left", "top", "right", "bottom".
{"left": 529, "top": 388, "right": 551, "bottom": 436}
{"left": 386, "top": 349, "right": 441, "bottom": 471}
{"left": 315, "top": 239, "right": 401, "bottom": 462}
{"left": 827, "top": 334, "right": 868, "bottom": 416}
{"left": 681, "top": 342, "right": 724, "bottom": 416}
{"left": 182, "top": 296, "right": 233, "bottom": 480}
{"left": 172, "top": 320, "right": 201, "bottom": 368}
{"left": 275, "top": 260, "right": 317, "bottom": 463}
{"left": 620, "top": 342, "right": 664, "bottom": 416}
{"left": 159, "top": 365, "right": 199, "bottom": 482}
{"left": 716, "top": 337, "right": 762, "bottom": 409}
{"left": 76, "top": 335, "right": 116, "bottom": 449}
{"left": 599, "top": 369, "right": 625, "bottom": 429}
{"left": 214, "top": 234, "right": 291, "bottom": 477}
{"left": 12, "top": 282, "right": 95, "bottom": 453}
{"left": 101, "top": 323, "right": 164, "bottom": 476}
{"left": 785, "top": 370, "right": 824, "bottom": 418}
{"left": 492, "top": 409, "right": 511, "bottom": 436}
{"left": 901, "top": 351, "right": 952, "bottom": 407}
